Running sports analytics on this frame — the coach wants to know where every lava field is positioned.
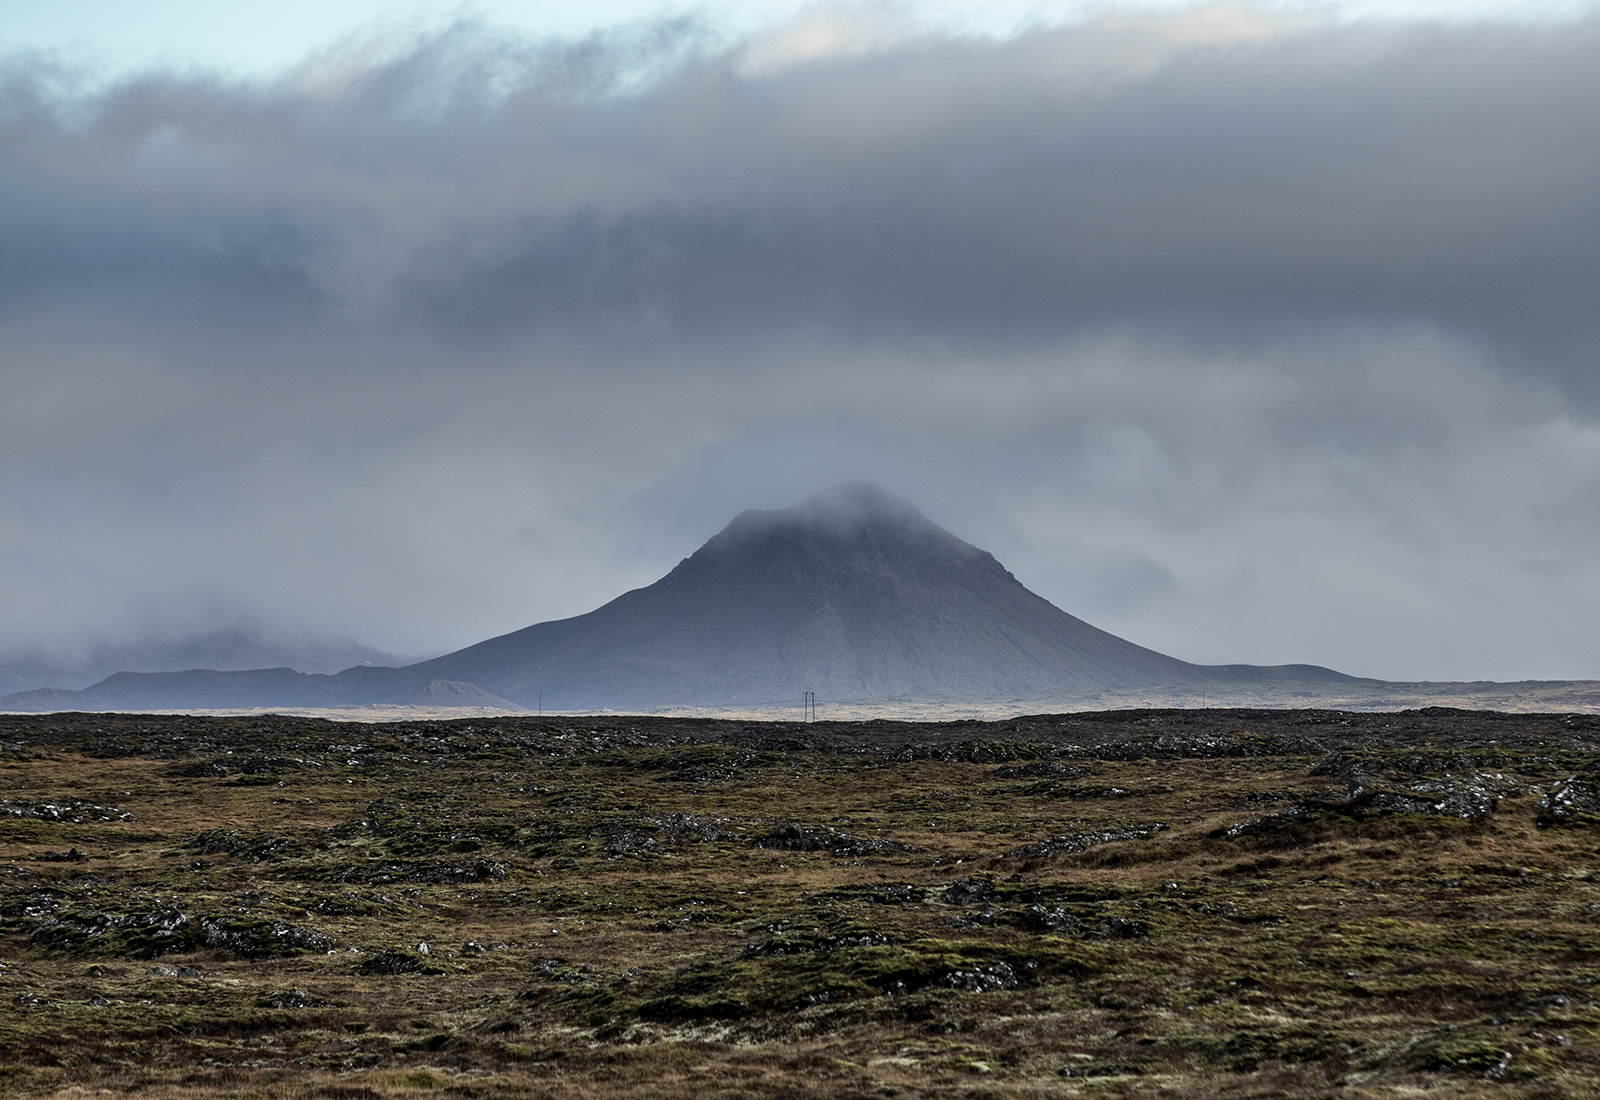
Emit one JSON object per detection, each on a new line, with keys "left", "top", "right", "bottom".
{"left": 2, "top": 707, "right": 1599, "bottom": 1098}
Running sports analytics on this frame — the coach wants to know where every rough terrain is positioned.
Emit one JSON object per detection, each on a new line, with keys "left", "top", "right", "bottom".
{"left": 2, "top": 707, "right": 1599, "bottom": 1098}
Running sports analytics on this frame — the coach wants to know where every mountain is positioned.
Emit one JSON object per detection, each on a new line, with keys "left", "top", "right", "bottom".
{"left": 0, "top": 483, "right": 1353, "bottom": 712}
{"left": 399, "top": 483, "right": 1350, "bottom": 707}
{"left": 0, "top": 625, "right": 417, "bottom": 695}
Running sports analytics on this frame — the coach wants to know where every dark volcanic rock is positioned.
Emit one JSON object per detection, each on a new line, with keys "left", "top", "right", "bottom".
{"left": 1217, "top": 770, "right": 1508, "bottom": 847}
{"left": 942, "top": 877, "right": 995, "bottom": 905}
{"left": 755, "top": 824, "right": 842, "bottom": 852}
{"left": 992, "top": 761, "right": 1087, "bottom": 779}
{"left": 1535, "top": 775, "right": 1600, "bottom": 825}
{"left": 1006, "top": 824, "right": 1165, "bottom": 859}
{"left": 1013, "top": 904, "right": 1081, "bottom": 932}
{"left": 27, "top": 908, "right": 192, "bottom": 957}
{"left": 200, "top": 917, "right": 336, "bottom": 958}
{"left": 331, "top": 860, "right": 507, "bottom": 886}
{"left": 1303, "top": 775, "right": 1500, "bottom": 821}
{"left": 754, "top": 822, "right": 918, "bottom": 856}
{"left": 2, "top": 798, "right": 132, "bottom": 823}
{"left": 189, "top": 829, "right": 297, "bottom": 862}
{"left": 357, "top": 950, "right": 434, "bottom": 976}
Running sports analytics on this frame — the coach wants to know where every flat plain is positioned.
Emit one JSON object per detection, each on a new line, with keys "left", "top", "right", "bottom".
{"left": 2, "top": 707, "right": 1599, "bottom": 1098}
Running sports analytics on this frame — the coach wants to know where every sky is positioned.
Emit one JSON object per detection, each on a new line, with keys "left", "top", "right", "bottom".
{"left": 7, "top": 1, "right": 1595, "bottom": 80}
{"left": 3, "top": 0, "right": 1600, "bottom": 684}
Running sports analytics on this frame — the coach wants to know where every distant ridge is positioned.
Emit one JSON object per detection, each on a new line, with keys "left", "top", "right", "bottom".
{"left": 0, "top": 626, "right": 414, "bottom": 695}
{"left": 0, "top": 483, "right": 1356, "bottom": 712}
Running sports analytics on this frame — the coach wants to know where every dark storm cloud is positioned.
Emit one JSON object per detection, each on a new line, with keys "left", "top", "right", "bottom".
{"left": 428, "top": 19, "right": 1600, "bottom": 376}
{"left": 4, "top": 15, "right": 1597, "bottom": 363}
{"left": 3, "top": 9, "right": 1600, "bottom": 683}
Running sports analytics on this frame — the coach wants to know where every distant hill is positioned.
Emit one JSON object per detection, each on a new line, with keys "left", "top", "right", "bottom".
{"left": 0, "top": 483, "right": 1355, "bottom": 712}
{"left": 0, "top": 625, "right": 417, "bottom": 695}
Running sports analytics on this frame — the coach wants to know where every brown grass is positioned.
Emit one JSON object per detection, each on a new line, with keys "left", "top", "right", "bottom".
{"left": 3, "top": 708, "right": 1599, "bottom": 1097}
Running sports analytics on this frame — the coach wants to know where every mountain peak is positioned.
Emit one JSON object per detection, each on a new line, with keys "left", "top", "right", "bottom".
{"left": 791, "top": 482, "right": 926, "bottom": 526}
{"left": 720, "top": 482, "right": 938, "bottom": 543}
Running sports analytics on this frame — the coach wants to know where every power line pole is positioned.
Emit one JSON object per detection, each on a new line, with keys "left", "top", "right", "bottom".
{"left": 803, "top": 692, "right": 815, "bottom": 723}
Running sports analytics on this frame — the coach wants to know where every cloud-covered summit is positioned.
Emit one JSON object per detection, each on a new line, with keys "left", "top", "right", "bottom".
{"left": 2, "top": 8, "right": 1599, "bottom": 686}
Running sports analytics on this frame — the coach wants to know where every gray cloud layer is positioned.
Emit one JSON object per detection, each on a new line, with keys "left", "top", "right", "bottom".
{"left": 3, "top": 9, "right": 1599, "bottom": 683}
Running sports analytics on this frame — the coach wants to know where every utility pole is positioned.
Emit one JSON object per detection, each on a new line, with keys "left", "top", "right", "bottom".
{"left": 803, "top": 692, "right": 815, "bottom": 723}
